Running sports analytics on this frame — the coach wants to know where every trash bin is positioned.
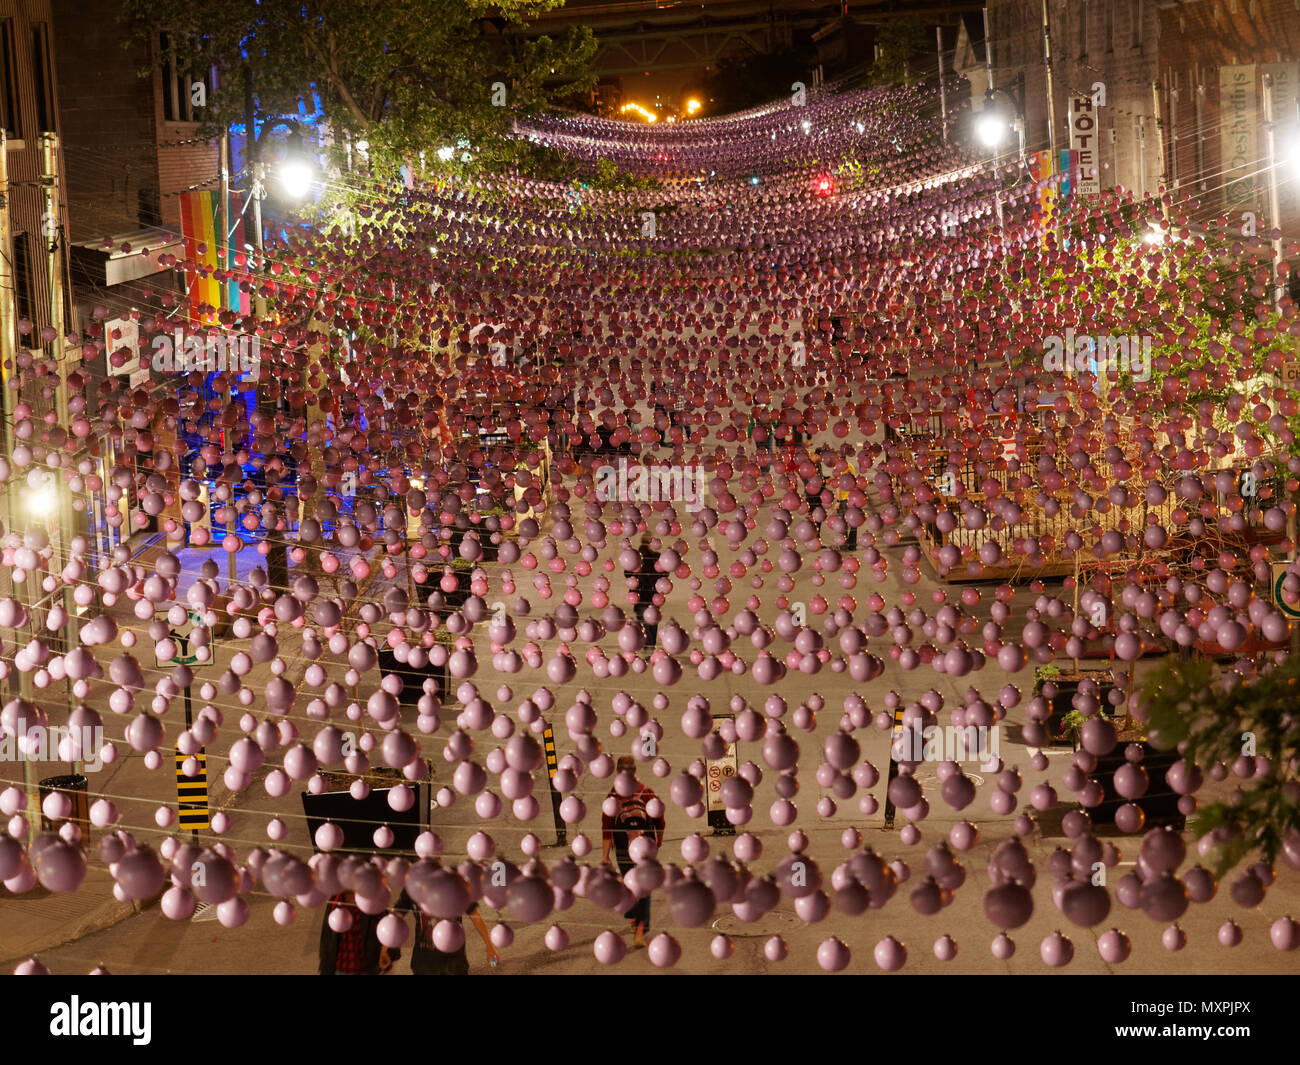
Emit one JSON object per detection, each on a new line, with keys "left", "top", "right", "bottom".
{"left": 38, "top": 774, "right": 90, "bottom": 839}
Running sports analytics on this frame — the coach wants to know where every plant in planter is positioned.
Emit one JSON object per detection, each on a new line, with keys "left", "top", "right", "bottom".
{"left": 1031, "top": 664, "right": 1062, "bottom": 694}
{"left": 1058, "top": 707, "right": 1113, "bottom": 749}
{"left": 1031, "top": 664, "right": 1070, "bottom": 746}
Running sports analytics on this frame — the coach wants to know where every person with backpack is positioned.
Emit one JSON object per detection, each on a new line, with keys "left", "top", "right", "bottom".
{"left": 601, "top": 755, "right": 666, "bottom": 949}
{"left": 392, "top": 891, "right": 499, "bottom": 975}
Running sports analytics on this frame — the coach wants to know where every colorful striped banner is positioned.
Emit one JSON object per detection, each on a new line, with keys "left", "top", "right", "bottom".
{"left": 179, "top": 190, "right": 250, "bottom": 325}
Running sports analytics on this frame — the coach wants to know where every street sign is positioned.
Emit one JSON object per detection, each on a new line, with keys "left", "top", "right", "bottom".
{"left": 541, "top": 724, "right": 558, "bottom": 781}
{"left": 176, "top": 751, "right": 210, "bottom": 831}
{"left": 1273, "top": 562, "right": 1300, "bottom": 620}
{"left": 705, "top": 714, "right": 738, "bottom": 835}
{"left": 541, "top": 724, "right": 565, "bottom": 846}
{"left": 884, "top": 704, "right": 907, "bottom": 830}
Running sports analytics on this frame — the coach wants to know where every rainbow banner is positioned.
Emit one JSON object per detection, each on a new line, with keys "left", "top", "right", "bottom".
{"left": 1029, "top": 150, "right": 1056, "bottom": 234}
{"left": 1057, "top": 148, "right": 1077, "bottom": 198}
{"left": 179, "top": 190, "right": 249, "bottom": 324}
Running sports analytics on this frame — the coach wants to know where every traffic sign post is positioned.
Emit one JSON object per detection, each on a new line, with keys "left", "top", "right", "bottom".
{"left": 705, "top": 714, "right": 738, "bottom": 836}
{"left": 176, "top": 751, "right": 210, "bottom": 832}
{"left": 157, "top": 616, "right": 210, "bottom": 841}
{"left": 882, "top": 705, "right": 905, "bottom": 830}
{"left": 541, "top": 724, "right": 565, "bottom": 846}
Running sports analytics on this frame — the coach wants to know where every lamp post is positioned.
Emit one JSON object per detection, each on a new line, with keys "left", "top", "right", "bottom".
{"left": 245, "top": 137, "right": 317, "bottom": 594}
{"left": 1261, "top": 72, "right": 1297, "bottom": 310}
{"left": 974, "top": 74, "right": 1028, "bottom": 162}
{"left": 975, "top": 74, "right": 1028, "bottom": 240}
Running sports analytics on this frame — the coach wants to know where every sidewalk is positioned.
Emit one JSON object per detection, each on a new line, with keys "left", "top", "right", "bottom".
{"left": 0, "top": 867, "right": 137, "bottom": 968}
{"left": 0, "top": 535, "right": 385, "bottom": 968}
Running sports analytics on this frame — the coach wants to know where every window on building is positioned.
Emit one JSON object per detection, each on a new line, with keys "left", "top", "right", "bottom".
{"left": 160, "top": 32, "right": 212, "bottom": 123}
{"left": 1106, "top": 0, "right": 1115, "bottom": 54}
{"left": 1131, "top": 0, "right": 1143, "bottom": 49}
{"left": 31, "top": 22, "right": 54, "bottom": 134}
{"left": 1078, "top": 0, "right": 1088, "bottom": 59}
{"left": 13, "top": 231, "right": 32, "bottom": 325}
{"left": 0, "top": 19, "right": 18, "bottom": 137}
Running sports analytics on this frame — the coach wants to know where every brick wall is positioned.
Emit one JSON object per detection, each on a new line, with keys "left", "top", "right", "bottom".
{"left": 52, "top": 0, "right": 156, "bottom": 242}
{"left": 53, "top": 0, "right": 218, "bottom": 239}
{"left": 982, "top": 0, "right": 1161, "bottom": 199}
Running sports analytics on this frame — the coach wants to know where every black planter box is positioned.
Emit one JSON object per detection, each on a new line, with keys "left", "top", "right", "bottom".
{"left": 377, "top": 643, "right": 449, "bottom": 705}
{"left": 1088, "top": 743, "right": 1185, "bottom": 831}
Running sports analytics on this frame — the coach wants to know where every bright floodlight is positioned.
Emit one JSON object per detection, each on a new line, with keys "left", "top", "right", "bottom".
{"left": 278, "top": 158, "right": 314, "bottom": 199}
{"left": 686, "top": 98, "right": 701, "bottom": 115}
{"left": 975, "top": 107, "right": 1008, "bottom": 148}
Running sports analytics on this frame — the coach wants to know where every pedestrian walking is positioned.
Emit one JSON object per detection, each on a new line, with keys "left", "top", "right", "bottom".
{"left": 601, "top": 755, "right": 665, "bottom": 949}
{"left": 393, "top": 891, "right": 500, "bottom": 974}
{"left": 634, "top": 535, "right": 660, "bottom": 648}
{"left": 838, "top": 457, "right": 858, "bottom": 550}
{"left": 319, "top": 891, "right": 396, "bottom": 975}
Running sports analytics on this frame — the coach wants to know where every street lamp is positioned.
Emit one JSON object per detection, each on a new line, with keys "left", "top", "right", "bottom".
{"left": 973, "top": 72, "right": 1027, "bottom": 161}
{"left": 975, "top": 105, "right": 1009, "bottom": 148}
{"left": 277, "top": 157, "right": 315, "bottom": 200}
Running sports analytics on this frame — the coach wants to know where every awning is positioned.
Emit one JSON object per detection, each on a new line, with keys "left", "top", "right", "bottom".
{"left": 70, "top": 228, "right": 184, "bottom": 287}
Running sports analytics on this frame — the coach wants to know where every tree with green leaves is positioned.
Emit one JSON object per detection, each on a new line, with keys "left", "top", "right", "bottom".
{"left": 868, "top": 17, "right": 928, "bottom": 86}
{"left": 121, "top": 0, "right": 597, "bottom": 176}
{"left": 1142, "top": 654, "right": 1300, "bottom": 877}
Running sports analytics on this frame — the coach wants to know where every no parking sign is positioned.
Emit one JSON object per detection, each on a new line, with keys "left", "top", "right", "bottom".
{"left": 705, "top": 714, "right": 737, "bottom": 835}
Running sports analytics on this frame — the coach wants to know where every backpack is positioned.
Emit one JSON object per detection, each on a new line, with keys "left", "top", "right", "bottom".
{"left": 614, "top": 789, "right": 652, "bottom": 843}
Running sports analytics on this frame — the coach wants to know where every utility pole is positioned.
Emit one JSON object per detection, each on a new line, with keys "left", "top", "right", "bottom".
{"left": 937, "top": 26, "right": 949, "bottom": 144}
{"left": 1263, "top": 72, "right": 1286, "bottom": 309}
{"left": 41, "top": 132, "right": 81, "bottom": 778}
{"left": 0, "top": 132, "right": 37, "bottom": 824}
{"left": 1040, "top": 0, "right": 1058, "bottom": 161}
{"left": 982, "top": 6, "right": 994, "bottom": 96}
{"left": 219, "top": 132, "right": 239, "bottom": 588}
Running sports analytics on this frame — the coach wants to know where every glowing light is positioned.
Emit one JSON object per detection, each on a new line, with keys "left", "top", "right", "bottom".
{"left": 620, "top": 103, "right": 657, "bottom": 123}
{"left": 686, "top": 98, "right": 702, "bottom": 116}
{"left": 27, "top": 477, "right": 56, "bottom": 518}
{"left": 975, "top": 107, "right": 1008, "bottom": 148}
{"left": 815, "top": 175, "right": 834, "bottom": 197}
{"left": 277, "top": 158, "right": 315, "bottom": 199}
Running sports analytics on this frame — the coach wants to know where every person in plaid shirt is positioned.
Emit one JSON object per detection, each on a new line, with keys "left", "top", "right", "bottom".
{"left": 318, "top": 891, "right": 395, "bottom": 975}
